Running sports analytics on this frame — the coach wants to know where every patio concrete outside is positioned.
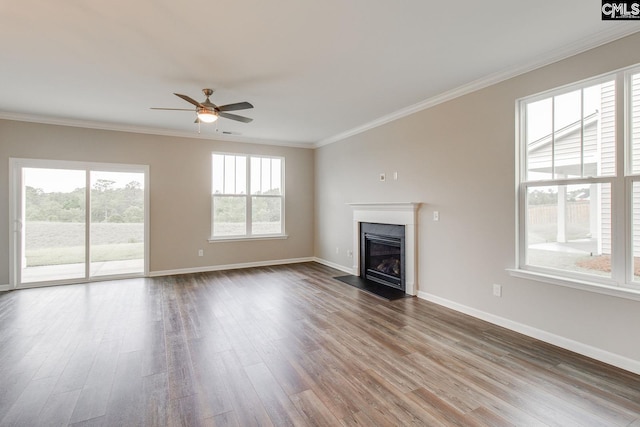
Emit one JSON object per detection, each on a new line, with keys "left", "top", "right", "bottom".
{"left": 21, "top": 259, "right": 144, "bottom": 284}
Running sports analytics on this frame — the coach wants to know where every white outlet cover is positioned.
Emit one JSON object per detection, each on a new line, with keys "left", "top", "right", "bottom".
{"left": 493, "top": 284, "right": 502, "bottom": 297}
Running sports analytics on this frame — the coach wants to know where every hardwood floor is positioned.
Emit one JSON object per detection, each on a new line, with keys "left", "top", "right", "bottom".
{"left": 1, "top": 262, "right": 639, "bottom": 426}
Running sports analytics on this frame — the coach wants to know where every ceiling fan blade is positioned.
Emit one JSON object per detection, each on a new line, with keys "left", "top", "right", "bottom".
{"left": 174, "top": 93, "right": 203, "bottom": 107}
{"left": 150, "top": 107, "right": 194, "bottom": 111}
{"left": 219, "top": 112, "right": 253, "bottom": 123}
{"left": 217, "top": 101, "right": 254, "bottom": 112}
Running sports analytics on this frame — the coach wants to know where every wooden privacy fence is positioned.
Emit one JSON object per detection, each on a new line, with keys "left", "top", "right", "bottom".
{"left": 528, "top": 201, "right": 590, "bottom": 225}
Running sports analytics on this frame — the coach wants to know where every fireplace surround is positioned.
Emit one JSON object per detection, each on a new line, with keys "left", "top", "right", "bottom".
{"left": 349, "top": 202, "right": 421, "bottom": 296}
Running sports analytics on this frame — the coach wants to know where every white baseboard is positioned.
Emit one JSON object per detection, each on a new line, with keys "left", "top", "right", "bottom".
{"left": 149, "top": 257, "right": 315, "bottom": 277}
{"left": 312, "top": 257, "right": 354, "bottom": 275}
{"left": 418, "top": 291, "right": 640, "bottom": 376}
{"left": 0, "top": 284, "right": 11, "bottom": 292}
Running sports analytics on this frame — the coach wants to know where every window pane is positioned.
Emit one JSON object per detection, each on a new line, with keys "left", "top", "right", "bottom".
{"left": 526, "top": 183, "right": 611, "bottom": 277}
{"left": 251, "top": 196, "right": 281, "bottom": 235}
{"left": 22, "top": 168, "right": 86, "bottom": 282}
{"left": 212, "top": 154, "right": 224, "bottom": 194}
{"left": 525, "top": 81, "right": 615, "bottom": 181}
{"left": 251, "top": 157, "right": 261, "bottom": 195}
{"left": 213, "top": 196, "right": 246, "bottom": 236}
{"left": 631, "top": 73, "right": 640, "bottom": 174}
{"left": 90, "top": 171, "right": 145, "bottom": 277}
{"left": 223, "top": 156, "right": 235, "bottom": 194}
{"left": 633, "top": 181, "right": 640, "bottom": 282}
{"left": 587, "top": 80, "right": 616, "bottom": 177}
{"left": 526, "top": 98, "right": 553, "bottom": 180}
{"left": 271, "top": 158, "right": 282, "bottom": 195}
{"left": 262, "top": 158, "right": 271, "bottom": 194}
{"left": 236, "top": 156, "right": 246, "bottom": 194}
{"left": 251, "top": 157, "right": 282, "bottom": 195}
{"left": 216, "top": 154, "right": 246, "bottom": 195}
{"left": 553, "top": 90, "right": 582, "bottom": 179}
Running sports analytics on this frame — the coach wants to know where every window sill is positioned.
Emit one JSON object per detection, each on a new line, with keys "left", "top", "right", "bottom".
{"left": 507, "top": 268, "right": 640, "bottom": 301}
{"left": 208, "top": 234, "right": 288, "bottom": 243}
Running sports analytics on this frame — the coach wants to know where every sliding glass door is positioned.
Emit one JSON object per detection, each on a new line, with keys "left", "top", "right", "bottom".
{"left": 21, "top": 167, "right": 87, "bottom": 283}
{"left": 10, "top": 159, "right": 148, "bottom": 288}
{"left": 90, "top": 170, "right": 145, "bottom": 277}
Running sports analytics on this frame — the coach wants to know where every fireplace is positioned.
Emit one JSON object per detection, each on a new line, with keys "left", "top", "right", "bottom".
{"left": 361, "top": 222, "right": 405, "bottom": 291}
{"left": 349, "top": 202, "right": 421, "bottom": 296}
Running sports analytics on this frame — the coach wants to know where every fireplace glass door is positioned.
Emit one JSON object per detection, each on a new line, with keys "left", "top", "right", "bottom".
{"left": 360, "top": 221, "right": 405, "bottom": 291}
{"left": 365, "top": 235, "right": 403, "bottom": 288}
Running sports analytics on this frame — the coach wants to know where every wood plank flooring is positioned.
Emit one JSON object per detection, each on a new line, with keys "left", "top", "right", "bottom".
{"left": 0, "top": 262, "right": 639, "bottom": 426}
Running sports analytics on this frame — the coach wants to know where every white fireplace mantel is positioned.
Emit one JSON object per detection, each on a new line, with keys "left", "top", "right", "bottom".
{"left": 348, "top": 202, "right": 422, "bottom": 295}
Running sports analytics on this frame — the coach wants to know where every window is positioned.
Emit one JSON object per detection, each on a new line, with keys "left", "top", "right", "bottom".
{"left": 211, "top": 153, "right": 284, "bottom": 239}
{"left": 516, "top": 65, "right": 640, "bottom": 293}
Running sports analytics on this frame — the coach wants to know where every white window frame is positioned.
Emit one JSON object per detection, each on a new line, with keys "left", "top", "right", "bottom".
{"left": 511, "top": 65, "right": 640, "bottom": 300}
{"left": 209, "top": 153, "right": 286, "bottom": 242}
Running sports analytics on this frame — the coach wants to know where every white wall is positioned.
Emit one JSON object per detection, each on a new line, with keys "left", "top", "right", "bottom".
{"left": 314, "top": 32, "right": 640, "bottom": 373}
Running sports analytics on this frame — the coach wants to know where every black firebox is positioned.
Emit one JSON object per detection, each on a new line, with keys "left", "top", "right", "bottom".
{"left": 360, "top": 222, "right": 405, "bottom": 291}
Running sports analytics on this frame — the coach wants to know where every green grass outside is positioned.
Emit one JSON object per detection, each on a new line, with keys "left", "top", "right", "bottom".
{"left": 24, "top": 221, "right": 144, "bottom": 266}
{"left": 25, "top": 221, "right": 144, "bottom": 248}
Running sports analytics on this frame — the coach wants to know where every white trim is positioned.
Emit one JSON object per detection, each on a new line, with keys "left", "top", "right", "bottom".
{"left": 507, "top": 268, "right": 640, "bottom": 301}
{"left": 418, "top": 291, "right": 640, "bottom": 376}
{"left": 312, "top": 257, "right": 354, "bottom": 275}
{"left": 0, "top": 112, "right": 313, "bottom": 149}
{"left": 0, "top": 284, "right": 10, "bottom": 292}
{"left": 149, "top": 257, "right": 313, "bottom": 277}
{"left": 14, "top": 273, "right": 146, "bottom": 290}
{"left": 208, "top": 234, "right": 288, "bottom": 243}
{"left": 315, "top": 27, "right": 640, "bottom": 148}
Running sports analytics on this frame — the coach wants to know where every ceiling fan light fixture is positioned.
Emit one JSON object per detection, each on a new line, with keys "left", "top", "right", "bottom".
{"left": 197, "top": 108, "right": 218, "bottom": 123}
{"left": 152, "top": 90, "right": 252, "bottom": 125}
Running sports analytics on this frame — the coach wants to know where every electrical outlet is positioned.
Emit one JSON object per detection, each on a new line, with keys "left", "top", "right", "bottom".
{"left": 433, "top": 211, "right": 439, "bottom": 221}
{"left": 336, "top": 247, "right": 340, "bottom": 254}
{"left": 198, "top": 249, "right": 204, "bottom": 257}
{"left": 493, "top": 284, "right": 502, "bottom": 297}
{"left": 347, "top": 249, "right": 353, "bottom": 258}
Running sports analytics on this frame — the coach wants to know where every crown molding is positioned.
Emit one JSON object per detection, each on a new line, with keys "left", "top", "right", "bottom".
{"left": 0, "top": 112, "right": 314, "bottom": 149}
{"left": 314, "top": 26, "right": 640, "bottom": 148}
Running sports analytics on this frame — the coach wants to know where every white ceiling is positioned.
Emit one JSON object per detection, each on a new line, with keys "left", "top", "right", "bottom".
{"left": 1, "top": 1, "right": 638, "bottom": 147}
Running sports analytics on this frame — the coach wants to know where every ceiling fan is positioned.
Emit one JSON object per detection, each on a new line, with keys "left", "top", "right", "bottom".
{"left": 151, "top": 89, "right": 253, "bottom": 124}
